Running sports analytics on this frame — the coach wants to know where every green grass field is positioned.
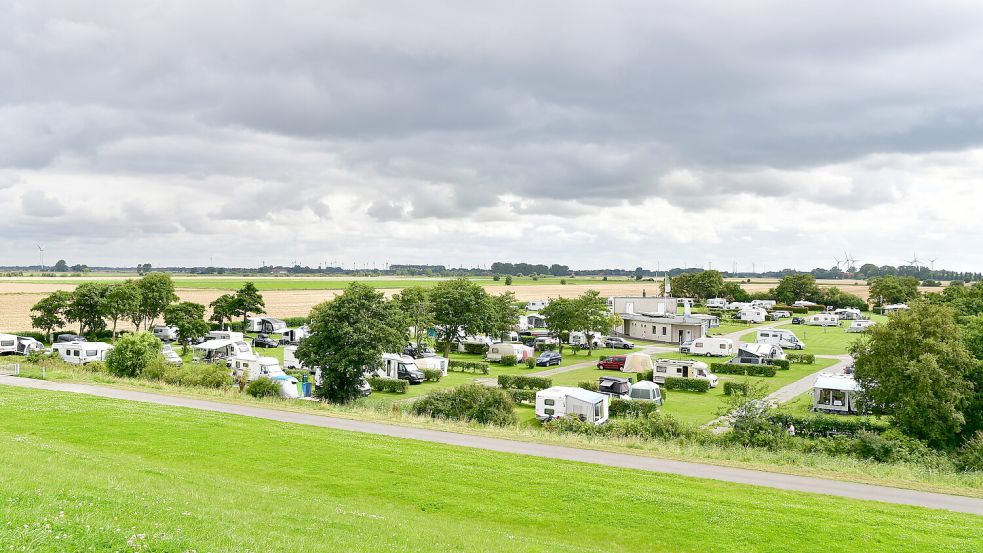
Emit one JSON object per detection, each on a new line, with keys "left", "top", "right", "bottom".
{"left": 0, "top": 386, "right": 979, "bottom": 552}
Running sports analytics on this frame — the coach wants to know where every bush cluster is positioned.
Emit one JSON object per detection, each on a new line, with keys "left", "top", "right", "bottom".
{"left": 422, "top": 368, "right": 443, "bottom": 382}
{"left": 609, "top": 399, "right": 661, "bottom": 418}
{"left": 142, "top": 358, "right": 232, "bottom": 388}
{"left": 767, "top": 412, "right": 890, "bottom": 438}
{"left": 462, "top": 343, "right": 490, "bottom": 355}
{"left": 785, "top": 353, "right": 816, "bottom": 364}
{"left": 637, "top": 369, "right": 654, "bottom": 382}
{"left": 505, "top": 388, "right": 537, "bottom": 404}
{"left": 497, "top": 374, "right": 552, "bottom": 390}
{"left": 412, "top": 384, "right": 517, "bottom": 426}
{"left": 448, "top": 360, "right": 490, "bottom": 374}
{"left": 544, "top": 411, "right": 693, "bottom": 441}
{"left": 577, "top": 381, "right": 599, "bottom": 392}
{"left": 710, "top": 363, "right": 777, "bottom": 377}
{"left": 499, "top": 355, "right": 518, "bottom": 367}
{"left": 772, "top": 305, "right": 809, "bottom": 314}
{"left": 282, "top": 316, "right": 309, "bottom": 327}
{"left": 663, "top": 377, "right": 710, "bottom": 392}
{"left": 766, "top": 359, "right": 790, "bottom": 370}
{"left": 246, "top": 377, "right": 282, "bottom": 398}
{"left": 722, "top": 381, "right": 749, "bottom": 396}
{"left": 524, "top": 358, "right": 537, "bottom": 369}
{"left": 367, "top": 376, "right": 408, "bottom": 393}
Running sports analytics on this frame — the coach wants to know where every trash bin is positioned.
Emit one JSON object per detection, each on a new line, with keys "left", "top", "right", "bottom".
{"left": 302, "top": 382, "right": 312, "bottom": 397}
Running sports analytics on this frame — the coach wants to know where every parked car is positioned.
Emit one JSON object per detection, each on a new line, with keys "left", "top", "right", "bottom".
{"left": 403, "top": 343, "right": 437, "bottom": 358}
{"left": 596, "top": 355, "right": 627, "bottom": 370}
{"left": 791, "top": 317, "right": 805, "bottom": 325}
{"left": 770, "top": 310, "right": 791, "bottom": 320}
{"left": 252, "top": 334, "right": 279, "bottom": 348}
{"left": 605, "top": 337, "right": 635, "bottom": 349}
{"left": 536, "top": 351, "right": 563, "bottom": 367}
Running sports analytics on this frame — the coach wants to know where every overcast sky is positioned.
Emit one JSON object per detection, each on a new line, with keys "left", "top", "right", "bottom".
{"left": 2, "top": 1, "right": 983, "bottom": 271}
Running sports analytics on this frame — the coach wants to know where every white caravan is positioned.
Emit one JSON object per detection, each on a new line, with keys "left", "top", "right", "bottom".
{"left": 793, "top": 300, "right": 820, "bottom": 309}
{"left": 485, "top": 343, "right": 534, "bottom": 363}
{"left": 705, "top": 298, "right": 727, "bottom": 309}
{"left": 846, "top": 320, "right": 877, "bottom": 333}
{"left": 414, "top": 356, "right": 450, "bottom": 376}
{"left": 205, "top": 330, "right": 245, "bottom": 343}
{"left": 535, "top": 386, "right": 609, "bottom": 424}
{"left": 627, "top": 380, "right": 663, "bottom": 404}
{"left": 736, "top": 307, "right": 767, "bottom": 323}
{"left": 245, "top": 317, "right": 264, "bottom": 332}
{"left": 756, "top": 329, "right": 805, "bottom": 350}
{"left": 283, "top": 345, "right": 302, "bottom": 370}
{"left": 52, "top": 342, "right": 113, "bottom": 365}
{"left": 751, "top": 300, "right": 777, "bottom": 310}
{"left": 0, "top": 334, "right": 18, "bottom": 355}
{"left": 457, "top": 335, "right": 493, "bottom": 352}
{"left": 832, "top": 308, "right": 863, "bottom": 321}
{"left": 806, "top": 313, "right": 840, "bottom": 327}
{"left": 193, "top": 339, "right": 252, "bottom": 362}
{"left": 258, "top": 318, "right": 288, "bottom": 334}
{"left": 162, "top": 345, "right": 183, "bottom": 366}
{"left": 568, "top": 331, "right": 603, "bottom": 349}
{"left": 280, "top": 327, "right": 309, "bottom": 345}
{"left": 725, "top": 301, "right": 751, "bottom": 311}
{"left": 526, "top": 299, "right": 550, "bottom": 311}
{"left": 680, "top": 337, "right": 734, "bottom": 357}
{"left": 651, "top": 359, "right": 719, "bottom": 387}
{"left": 152, "top": 325, "right": 179, "bottom": 342}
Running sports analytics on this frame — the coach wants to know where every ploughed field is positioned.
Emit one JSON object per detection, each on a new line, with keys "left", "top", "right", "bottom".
{"left": 1, "top": 386, "right": 979, "bottom": 552}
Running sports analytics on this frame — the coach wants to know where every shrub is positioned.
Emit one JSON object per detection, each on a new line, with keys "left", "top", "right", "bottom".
{"left": 609, "top": 399, "right": 660, "bottom": 418}
{"left": 282, "top": 316, "right": 309, "bottom": 327}
{"left": 412, "top": 384, "right": 517, "bottom": 426}
{"left": 578, "top": 381, "right": 599, "bottom": 392}
{"left": 463, "top": 343, "right": 490, "bottom": 355}
{"left": 955, "top": 432, "right": 983, "bottom": 472}
{"left": 711, "top": 363, "right": 776, "bottom": 377}
{"left": 497, "top": 374, "right": 552, "bottom": 390}
{"left": 723, "top": 381, "right": 749, "bottom": 396}
{"left": 766, "top": 413, "right": 890, "bottom": 438}
{"left": 105, "top": 332, "right": 162, "bottom": 377}
{"left": 638, "top": 369, "right": 654, "bottom": 382}
{"left": 766, "top": 359, "right": 790, "bottom": 370}
{"left": 730, "top": 406, "right": 791, "bottom": 450}
{"left": 448, "top": 360, "right": 490, "bottom": 374}
{"left": 663, "top": 377, "right": 710, "bottom": 392}
{"left": 852, "top": 429, "right": 940, "bottom": 465}
{"left": 367, "top": 377, "right": 408, "bottom": 393}
{"left": 500, "top": 355, "right": 518, "bottom": 367}
{"left": 246, "top": 377, "right": 282, "bottom": 398}
{"left": 84, "top": 361, "right": 107, "bottom": 373}
{"left": 786, "top": 353, "right": 816, "bottom": 364}
{"left": 422, "top": 368, "right": 443, "bottom": 382}
{"left": 505, "top": 388, "right": 537, "bottom": 404}
{"left": 524, "top": 358, "right": 536, "bottom": 369}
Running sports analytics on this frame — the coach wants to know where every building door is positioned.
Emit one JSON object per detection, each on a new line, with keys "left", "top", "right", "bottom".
{"left": 677, "top": 329, "right": 684, "bottom": 343}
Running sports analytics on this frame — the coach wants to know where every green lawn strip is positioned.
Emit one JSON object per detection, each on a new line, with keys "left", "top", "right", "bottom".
{"left": 738, "top": 326, "right": 862, "bottom": 356}
{"left": 0, "top": 387, "right": 978, "bottom": 552}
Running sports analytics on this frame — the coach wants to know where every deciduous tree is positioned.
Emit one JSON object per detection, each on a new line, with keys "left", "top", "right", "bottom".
{"left": 31, "top": 291, "right": 72, "bottom": 342}
{"left": 137, "top": 273, "right": 178, "bottom": 330}
{"left": 102, "top": 281, "right": 141, "bottom": 339}
{"left": 164, "top": 301, "right": 211, "bottom": 353}
{"left": 430, "top": 278, "right": 490, "bottom": 357}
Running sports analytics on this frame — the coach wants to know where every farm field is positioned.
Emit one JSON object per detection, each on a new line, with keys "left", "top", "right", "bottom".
{"left": 1, "top": 386, "right": 979, "bottom": 552}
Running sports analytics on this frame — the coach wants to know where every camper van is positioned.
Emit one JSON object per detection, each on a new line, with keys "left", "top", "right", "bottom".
{"left": 0, "top": 334, "right": 18, "bottom": 355}
{"left": 736, "top": 307, "right": 767, "bottom": 323}
{"left": 806, "top": 313, "right": 840, "bottom": 327}
{"left": 680, "top": 337, "right": 734, "bottom": 357}
{"left": 205, "top": 330, "right": 245, "bottom": 343}
{"left": 52, "top": 342, "right": 113, "bottom": 365}
{"left": 193, "top": 339, "right": 252, "bottom": 362}
{"left": 756, "top": 329, "right": 805, "bottom": 350}
{"left": 372, "top": 354, "right": 425, "bottom": 384}
{"left": 152, "top": 325, "right": 179, "bottom": 342}
{"left": 705, "top": 298, "right": 727, "bottom": 309}
{"left": 651, "top": 359, "right": 718, "bottom": 387}
{"left": 846, "top": 320, "right": 877, "bottom": 333}
{"left": 568, "top": 331, "right": 603, "bottom": 349}
{"left": 485, "top": 342, "right": 534, "bottom": 363}
{"left": 535, "top": 386, "right": 609, "bottom": 424}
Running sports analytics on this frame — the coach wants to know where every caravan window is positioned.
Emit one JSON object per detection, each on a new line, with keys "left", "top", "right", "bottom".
{"left": 544, "top": 408, "right": 555, "bottom": 416}
{"left": 594, "top": 403, "right": 601, "bottom": 419}
{"left": 0, "top": 340, "right": 14, "bottom": 347}
{"left": 544, "top": 399, "right": 555, "bottom": 406}
{"left": 656, "top": 366, "right": 667, "bottom": 373}
{"left": 719, "top": 343, "right": 727, "bottom": 350}
{"left": 85, "top": 350, "right": 98, "bottom": 357}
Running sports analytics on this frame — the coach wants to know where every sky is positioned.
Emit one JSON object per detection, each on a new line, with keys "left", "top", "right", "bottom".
{"left": 2, "top": 1, "right": 983, "bottom": 271}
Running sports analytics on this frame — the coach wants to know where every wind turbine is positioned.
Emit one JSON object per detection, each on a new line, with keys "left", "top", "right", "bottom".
{"left": 35, "top": 243, "right": 45, "bottom": 270}
{"left": 833, "top": 255, "right": 844, "bottom": 270}
{"left": 907, "top": 254, "right": 921, "bottom": 269}
{"left": 929, "top": 258, "right": 937, "bottom": 271}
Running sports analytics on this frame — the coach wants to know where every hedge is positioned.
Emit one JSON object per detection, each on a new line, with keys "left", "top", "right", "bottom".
{"left": 723, "top": 381, "right": 749, "bottom": 396}
{"left": 422, "top": 368, "right": 443, "bottom": 382}
{"left": 505, "top": 388, "right": 538, "bottom": 404}
{"left": 767, "top": 412, "right": 890, "bottom": 438}
{"left": 663, "top": 377, "right": 710, "bottom": 392}
{"left": 638, "top": 369, "right": 654, "bottom": 382}
{"left": 711, "top": 363, "right": 777, "bottom": 377}
{"left": 609, "top": 398, "right": 661, "bottom": 418}
{"left": 578, "top": 381, "right": 599, "bottom": 392}
{"left": 786, "top": 353, "right": 816, "bottom": 364}
{"left": 448, "top": 360, "right": 490, "bottom": 374}
{"left": 500, "top": 355, "right": 518, "bottom": 367}
{"left": 773, "top": 305, "right": 809, "bottom": 314}
{"left": 462, "top": 343, "right": 490, "bottom": 355}
{"left": 498, "top": 374, "right": 552, "bottom": 390}
{"left": 246, "top": 377, "right": 281, "bottom": 398}
{"left": 367, "top": 377, "right": 408, "bottom": 393}
{"left": 767, "top": 359, "right": 790, "bottom": 370}
{"left": 282, "top": 316, "right": 309, "bottom": 327}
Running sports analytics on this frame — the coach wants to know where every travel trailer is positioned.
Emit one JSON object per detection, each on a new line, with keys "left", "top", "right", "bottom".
{"left": 792, "top": 300, "right": 820, "bottom": 309}
{"left": 651, "top": 359, "right": 718, "bottom": 387}
{"left": 733, "top": 343, "right": 786, "bottom": 364}
{"left": 568, "top": 331, "right": 603, "bottom": 349}
{"left": 882, "top": 303, "right": 909, "bottom": 315}
{"left": 812, "top": 374, "right": 860, "bottom": 414}
{"left": 457, "top": 335, "right": 494, "bottom": 353}
{"left": 414, "top": 356, "right": 450, "bottom": 376}
{"left": 162, "top": 345, "right": 183, "bottom": 366}
{"left": 628, "top": 380, "right": 663, "bottom": 404}
{"left": 283, "top": 345, "right": 302, "bottom": 370}
{"left": 831, "top": 308, "right": 863, "bottom": 320}
{"left": 750, "top": 300, "right": 777, "bottom": 310}
{"left": 279, "top": 327, "right": 309, "bottom": 345}
{"left": 485, "top": 342, "right": 534, "bottom": 363}
{"left": 756, "top": 329, "right": 805, "bottom": 350}
{"left": 736, "top": 307, "right": 767, "bottom": 323}
{"left": 52, "top": 342, "right": 113, "bottom": 365}
{"left": 846, "top": 320, "right": 877, "bottom": 333}
{"left": 152, "top": 325, "right": 179, "bottom": 342}
{"left": 526, "top": 300, "right": 550, "bottom": 311}
{"left": 705, "top": 298, "right": 727, "bottom": 309}
{"left": 245, "top": 317, "right": 264, "bottom": 332}
{"left": 205, "top": 330, "right": 245, "bottom": 343}
{"left": 535, "top": 386, "right": 609, "bottom": 424}
{"left": 0, "top": 334, "right": 18, "bottom": 355}
{"left": 193, "top": 339, "right": 252, "bottom": 362}
{"left": 805, "top": 313, "right": 840, "bottom": 327}
{"left": 680, "top": 337, "right": 734, "bottom": 357}
{"left": 258, "top": 318, "right": 288, "bottom": 334}
{"left": 725, "top": 302, "right": 751, "bottom": 311}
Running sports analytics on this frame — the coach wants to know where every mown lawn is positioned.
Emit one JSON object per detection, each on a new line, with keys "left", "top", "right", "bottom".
{"left": 0, "top": 387, "right": 979, "bottom": 552}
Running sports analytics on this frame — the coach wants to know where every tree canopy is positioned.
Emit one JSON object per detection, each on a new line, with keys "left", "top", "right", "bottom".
{"left": 430, "top": 278, "right": 490, "bottom": 356}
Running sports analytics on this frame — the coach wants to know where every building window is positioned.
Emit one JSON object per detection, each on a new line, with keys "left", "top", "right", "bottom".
{"left": 662, "top": 326, "right": 667, "bottom": 336}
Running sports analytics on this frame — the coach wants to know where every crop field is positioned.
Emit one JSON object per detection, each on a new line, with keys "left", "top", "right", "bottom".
{"left": 0, "top": 387, "right": 978, "bottom": 552}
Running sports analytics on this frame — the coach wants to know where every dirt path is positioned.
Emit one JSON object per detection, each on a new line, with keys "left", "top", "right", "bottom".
{"left": 1, "top": 376, "right": 980, "bottom": 515}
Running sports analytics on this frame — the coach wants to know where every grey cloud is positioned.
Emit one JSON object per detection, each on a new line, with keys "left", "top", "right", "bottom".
{"left": 20, "top": 192, "right": 65, "bottom": 217}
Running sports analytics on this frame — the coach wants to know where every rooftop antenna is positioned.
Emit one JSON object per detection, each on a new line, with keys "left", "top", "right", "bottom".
{"left": 35, "top": 243, "right": 45, "bottom": 270}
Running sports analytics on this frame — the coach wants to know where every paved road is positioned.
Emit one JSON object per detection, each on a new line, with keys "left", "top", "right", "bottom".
{"left": 1, "top": 376, "right": 981, "bottom": 515}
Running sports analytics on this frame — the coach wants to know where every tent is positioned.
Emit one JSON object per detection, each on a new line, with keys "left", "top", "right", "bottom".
{"left": 629, "top": 380, "right": 663, "bottom": 404}
{"left": 623, "top": 352, "right": 653, "bottom": 373}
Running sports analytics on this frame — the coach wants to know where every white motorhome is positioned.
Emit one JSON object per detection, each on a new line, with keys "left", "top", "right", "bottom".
{"left": 0, "top": 334, "right": 18, "bottom": 355}
{"left": 846, "top": 320, "right": 877, "bottom": 333}
{"left": 152, "top": 325, "right": 179, "bottom": 342}
{"left": 806, "top": 313, "right": 840, "bottom": 327}
{"left": 568, "top": 331, "right": 603, "bottom": 349}
{"left": 205, "top": 330, "right": 245, "bottom": 343}
{"left": 485, "top": 343, "right": 534, "bottom": 363}
{"left": 227, "top": 354, "right": 299, "bottom": 399}
{"left": 756, "top": 329, "right": 805, "bottom": 350}
{"left": 535, "top": 386, "right": 609, "bottom": 424}
{"left": 736, "top": 307, "right": 767, "bottom": 323}
{"left": 526, "top": 299, "right": 550, "bottom": 311}
{"left": 705, "top": 298, "right": 727, "bottom": 309}
{"left": 751, "top": 300, "right": 777, "bottom": 310}
{"left": 371, "top": 353, "right": 425, "bottom": 384}
{"left": 414, "top": 356, "right": 450, "bottom": 376}
{"left": 52, "top": 342, "right": 113, "bottom": 365}
{"left": 628, "top": 380, "right": 663, "bottom": 404}
{"left": 651, "top": 359, "right": 718, "bottom": 387}
{"left": 193, "top": 339, "right": 252, "bottom": 362}
{"left": 680, "top": 337, "right": 734, "bottom": 357}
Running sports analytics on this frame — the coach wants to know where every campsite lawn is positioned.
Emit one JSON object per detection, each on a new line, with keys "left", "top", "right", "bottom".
{"left": 0, "top": 387, "right": 979, "bottom": 553}
{"left": 739, "top": 326, "right": 864, "bottom": 356}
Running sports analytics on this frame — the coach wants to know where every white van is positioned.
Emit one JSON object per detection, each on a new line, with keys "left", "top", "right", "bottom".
{"left": 485, "top": 343, "right": 534, "bottom": 363}
{"left": 535, "top": 386, "right": 609, "bottom": 424}
{"left": 651, "top": 359, "right": 718, "bottom": 388}
{"left": 52, "top": 342, "right": 113, "bottom": 365}
{"left": 846, "top": 320, "right": 877, "bottom": 333}
{"left": 152, "top": 325, "right": 179, "bottom": 342}
{"left": 756, "top": 329, "right": 805, "bottom": 350}
{"left": 806, "top": 313, "right": 840, "bottom": 327}
{"left": 680, "top": 337, "right": 734, "bottom": 357}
